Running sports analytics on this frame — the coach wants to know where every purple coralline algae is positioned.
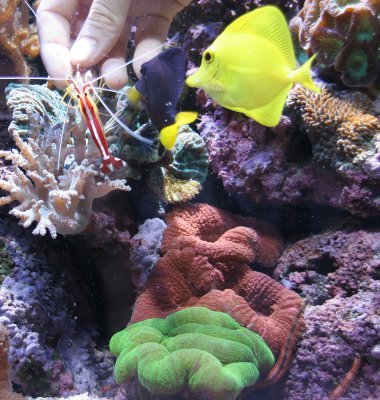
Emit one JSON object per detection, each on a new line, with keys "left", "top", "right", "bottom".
{"left": 0, "top": 217, "right": 120, "bottom": 398}
{"left": 181, "top": 0, "right": 300, "bottom": 69}
{"left": 274, "top": 230, "right": 380, "bottom": 399}
{"left": 283, "top": 289, "right": 379, "bottom": 400}
{"left": 274, "top": 230, "right": 380, "bottom": 301}
{"left": 197, "top": 104, "right": 314, "bottom": 206}
{"left": 196, "top": 85, "right": 380, "bottom": 216}
{"left": 130, "top": 218, "right": 167, "bottom": 290}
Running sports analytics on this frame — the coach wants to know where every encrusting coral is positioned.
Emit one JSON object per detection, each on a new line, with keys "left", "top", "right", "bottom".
{"left": 0, "top": 0, "right": 39, "bottom": 78}
{"left": 290, "top": 0, "right": 380, "bottom": 87}
{"left": 287, "top": 84, "right": 380, "bottom": 167}
{"left": 130, "top": 203, "right": 304, "bottom": 391}
{"left": 0, "top": 84, "right": 130, "bottom": 238}
{"left": 110, "top": 307, "right": 275, "bottom": 400}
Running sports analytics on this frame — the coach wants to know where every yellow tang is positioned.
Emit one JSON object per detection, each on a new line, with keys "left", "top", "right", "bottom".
{"left": 186, "top": 6, "right": 321, "bottom": 127}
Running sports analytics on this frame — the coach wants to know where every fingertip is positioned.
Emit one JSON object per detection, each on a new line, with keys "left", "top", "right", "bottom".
{"left": 70, "top": 38, "right": 99, "bottom": 67}
{"left": 101, "top": 58, "right": 128, "bottom": 90}
{"left": 133, "top": 38, "right": 163, "bottom": 78}
{"left": 69, "top": 0, "right": 130, "bottom": 69}
{"left": 40, "top": 44, "right": 72, "bottom": 89}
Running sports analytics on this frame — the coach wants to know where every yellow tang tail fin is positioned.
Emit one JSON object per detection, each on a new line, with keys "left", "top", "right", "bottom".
{"left": 292, "top": 54, "right": 321, "bottom": 94}
{"left": 175, "top": 111, "right": 198, "bottom": 126}
{"left": 160, "top": 111, "right": 198, "bottom": 150}
{"left": 160, "top": 124, "right": 177, "bottom": 150}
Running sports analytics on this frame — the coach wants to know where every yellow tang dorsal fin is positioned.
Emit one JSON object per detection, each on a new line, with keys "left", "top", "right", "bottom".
{"left": 224, "top": 6, "right": 296, "bottom": 69}
{"left": 247, "top": 83, "right": 293, "bottom": 127}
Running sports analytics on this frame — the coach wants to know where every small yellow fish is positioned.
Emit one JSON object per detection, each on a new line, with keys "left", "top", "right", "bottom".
{"left": 186, "top": 6, "right": 321, "bottom": 127}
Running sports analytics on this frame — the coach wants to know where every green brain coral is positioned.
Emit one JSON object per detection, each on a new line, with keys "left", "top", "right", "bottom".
{"left": 110, "top": 307, "right": 275, "bottom": 400}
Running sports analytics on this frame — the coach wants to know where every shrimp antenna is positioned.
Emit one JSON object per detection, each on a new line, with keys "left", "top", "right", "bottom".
{"left": 0, "top": 76, "right": 67, "bottom": 81}
{"left": 91, "top": 89, "right": 153, "bottom": 145}
{"left": 57, "top": 100, "right": 70, "bottom": 170}
{"left": 23, "top": 0, "right": 37, "bottom": 19}
{"left": 93, "top": 87, "right": 121, "bottom": 95}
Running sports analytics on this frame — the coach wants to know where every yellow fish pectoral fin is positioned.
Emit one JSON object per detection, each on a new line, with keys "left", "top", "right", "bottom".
{"left": 175, "top": 111, "right": 198, "bottom": 126}
{"left": 246, "top": 83, "right": 293, "bottom": 127}
{"left": 223, "top": 6, "right": 296, "bottom": 69}
{"left": 207, "top": 79, "right": 225, "bottom": 92}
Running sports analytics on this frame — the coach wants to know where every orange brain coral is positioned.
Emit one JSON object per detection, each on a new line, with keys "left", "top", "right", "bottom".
{"left": 131, "top": 203, "right": 304, "bottom": 386}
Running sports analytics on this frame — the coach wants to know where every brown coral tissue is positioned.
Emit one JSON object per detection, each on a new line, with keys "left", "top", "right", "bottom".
{"left": 287, "top": 84, "right": 380, "bottom": 166}
{"left": 0, "top": 0, "right": 39, "bottom": 79}
{"left": 0, "top": 325, "right": 23, "bottom": 400}
{"left": 290, "top": 0, "right": 380, "bottom": 87}
{"left": 131, "top": 203, "right": 305, "bottom": 388}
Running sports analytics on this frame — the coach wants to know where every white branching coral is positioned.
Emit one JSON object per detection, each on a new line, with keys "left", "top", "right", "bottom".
{"left": 0, "top": 84, "right": 130, "bottom": 238}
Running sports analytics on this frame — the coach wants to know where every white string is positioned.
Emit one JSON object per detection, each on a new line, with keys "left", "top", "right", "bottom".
{"left": 0, "top": 76, "right": 67, "bottom": 81}
{"left": 91, "top": 89, "right": 153, "bottom": 145}
{"left": 57, "top": 101, "right": 70, "bottom": 170}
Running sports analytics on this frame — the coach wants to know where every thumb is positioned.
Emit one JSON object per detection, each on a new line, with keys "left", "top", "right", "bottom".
{"left": 70, "top": 0, "right": 131, "bottom": 67}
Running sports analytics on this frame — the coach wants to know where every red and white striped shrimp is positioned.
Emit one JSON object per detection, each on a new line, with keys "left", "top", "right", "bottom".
{"left": 66, "top": 71, "right": 126, "bottom": 174}
{"left": 0, "top": 0, "right": 166, "bottom": 174}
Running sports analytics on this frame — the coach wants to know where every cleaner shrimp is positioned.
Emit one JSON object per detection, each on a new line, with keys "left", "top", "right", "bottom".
{"left": 0, "top": 0, "right": 165, "bottom": 174}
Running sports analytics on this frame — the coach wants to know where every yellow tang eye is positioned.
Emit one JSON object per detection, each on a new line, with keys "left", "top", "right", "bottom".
{"left": 204, "top": 50, "right": 214, "bottom": 63}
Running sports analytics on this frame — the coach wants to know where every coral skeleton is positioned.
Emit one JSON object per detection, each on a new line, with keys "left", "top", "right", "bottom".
{"left": 0, "top": 84, "right": 131, "bottom": 238}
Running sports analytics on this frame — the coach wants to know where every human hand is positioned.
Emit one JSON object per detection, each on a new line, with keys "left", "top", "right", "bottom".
{"left": 36, "top": 0, "right": 192, "bottom": 89}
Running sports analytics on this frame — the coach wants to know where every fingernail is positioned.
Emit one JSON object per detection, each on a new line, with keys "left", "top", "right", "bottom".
{"left": 70, "top": 38, "right": 98, "bottom": 63}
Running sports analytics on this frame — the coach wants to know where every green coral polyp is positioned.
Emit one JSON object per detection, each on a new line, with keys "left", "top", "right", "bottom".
{"left": 319, "top": 37, "right": 344, "bottom": 60}
{"left": 356, "top": 17, "right": 376, "bottom": 42}
{"left": 110, "top": 307, "right": 275, "bottom": 399}
{"left": 346, "top": 50, "right": 368, "bottom": 80}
